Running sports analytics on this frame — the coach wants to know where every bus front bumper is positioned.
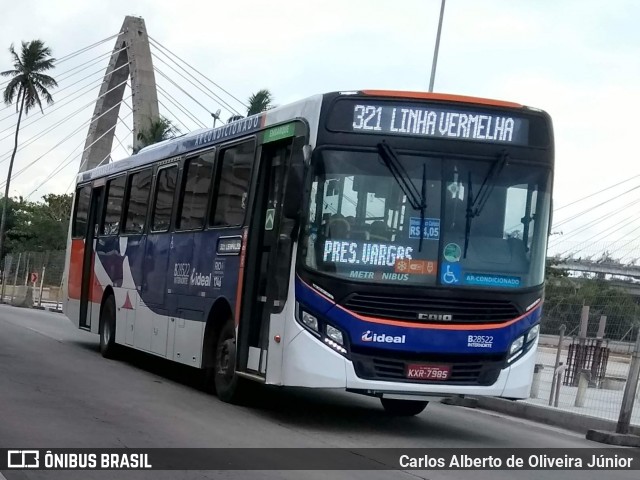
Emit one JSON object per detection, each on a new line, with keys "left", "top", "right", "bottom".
{"left": 280, "top": 327, "right": 537, "bottom": 400}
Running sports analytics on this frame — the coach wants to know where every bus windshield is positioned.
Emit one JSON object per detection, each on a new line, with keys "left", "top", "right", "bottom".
{"left": 301, "top": 149, "right": 551, "bottom": 289}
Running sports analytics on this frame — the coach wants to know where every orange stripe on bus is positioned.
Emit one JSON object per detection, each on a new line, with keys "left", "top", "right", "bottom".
{"left": 360, "top": 90, "right": 523, "bottom": 109}
{"left": 334, "top": 302, "right": 532, "bottom": 331}
{"left": 68, "top": 238, "right": 84, "bottom": 300}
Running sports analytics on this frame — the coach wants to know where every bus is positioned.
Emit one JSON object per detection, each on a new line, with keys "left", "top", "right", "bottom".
{"left": 63, "top": 90, "right": 554, "bottom": 416}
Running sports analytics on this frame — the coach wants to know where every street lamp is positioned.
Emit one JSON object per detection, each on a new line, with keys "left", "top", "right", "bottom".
{"left": 211, "top": 109, "right": 221, "bottom": 128}
{"left": 429, "top": 0, "right": 446, "bottom": 93}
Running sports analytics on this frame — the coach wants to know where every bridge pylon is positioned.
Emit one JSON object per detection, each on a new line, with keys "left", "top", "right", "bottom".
{"left": 79, "top": 16, "right": 159, "bottom": 172}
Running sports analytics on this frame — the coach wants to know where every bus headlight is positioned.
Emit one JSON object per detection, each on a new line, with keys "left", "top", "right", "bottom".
{"left": 301, "top": 311, "right": 319, "bottom": 333}
{"left": 527, "top": 324, "right": 540, "bottom": 343}
{"left": 326, "top": 325, "right": 344, "bottom": 345}
{"left": 295, "top": 303, "right": 350, "bottom": 357}
{"left": 509, "top": 335, "right": 524, "bottom": 356}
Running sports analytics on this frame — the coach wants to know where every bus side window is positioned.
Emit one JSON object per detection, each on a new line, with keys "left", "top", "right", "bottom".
{"left": 178, "top": 152, "right": 215, "bottom": 230}
{"left": 151, "top": 166, "right": 178, "bottom": 232}
{"left": 72, "top": 186, "right": 92, "bottom": 237}
{"left": 123, "top": 168, "right": 152, "bottom": 234}
{"left": 211, "top": 140, "right": 255, "bottom": 227}
{"left": 102, "top": 176, "right": 126, "bottom": 235}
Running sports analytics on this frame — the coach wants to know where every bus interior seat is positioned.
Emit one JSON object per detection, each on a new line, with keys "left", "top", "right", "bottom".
{"left": 327, "top": 215, "right": 350, "bottom": 238}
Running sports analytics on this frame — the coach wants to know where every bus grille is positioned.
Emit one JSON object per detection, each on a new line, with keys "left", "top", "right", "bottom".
{"left": 342, "top": 293, "right": 520, "bottom": 324}
{"left": 350, "top": 348, "right": 505, "bottom": 386}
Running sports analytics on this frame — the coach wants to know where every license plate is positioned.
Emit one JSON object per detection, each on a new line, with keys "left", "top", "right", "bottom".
{"left": 406, "top": 364, "right": 451, "bottom": 381}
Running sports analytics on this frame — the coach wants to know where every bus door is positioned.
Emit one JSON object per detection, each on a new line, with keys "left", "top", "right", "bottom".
{"left": 79, "top": 184, "right": 104, "bottom": 330}
{"left": 238, "top": 132, "right": 305, "bottom": 376}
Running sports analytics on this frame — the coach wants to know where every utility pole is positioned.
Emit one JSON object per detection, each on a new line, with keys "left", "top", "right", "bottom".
{"left": 428, "top": 0, "right": 446, "bottom": 93}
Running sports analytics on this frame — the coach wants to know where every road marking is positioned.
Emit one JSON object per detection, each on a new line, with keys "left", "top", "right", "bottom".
{"left": 0, "top": 472, "right": 8, "bottom": 480}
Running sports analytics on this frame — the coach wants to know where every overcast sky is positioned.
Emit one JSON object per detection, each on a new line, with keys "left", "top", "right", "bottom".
{"left": 0, "top": 0, "right": 638, "bottom": 259}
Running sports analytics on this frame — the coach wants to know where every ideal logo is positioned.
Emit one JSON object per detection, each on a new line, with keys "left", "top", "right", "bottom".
{"left": 361, "top": 330, "right": 406, "bottom": 344}
{"left": 190, "top": 271, "right": 212, "bottom": 287}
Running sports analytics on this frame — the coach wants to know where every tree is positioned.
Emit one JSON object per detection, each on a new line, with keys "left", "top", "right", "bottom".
{"left": 0, "top": 40, "right": 57, "bottom": 261}
{"left": 543, "top": 275, "right": 640, "bottom": 340}
{"left": 545, "top": 255, "right": 568, "bottom": 280}
{"left": 226, "top": 89, "right": 276, "bottom": 123}
{"left": 4, "top": 193, "right": 72, "bottom": 253}
{"left": 246, "top": 89, "right": 274, "bottom": 116}
{"left": 133, "top": 116, "right": 180, "bottom": 153}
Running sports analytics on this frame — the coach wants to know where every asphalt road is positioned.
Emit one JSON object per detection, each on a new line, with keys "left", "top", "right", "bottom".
{"left": 0, "top": 305, "right": 637, "bottom": 480}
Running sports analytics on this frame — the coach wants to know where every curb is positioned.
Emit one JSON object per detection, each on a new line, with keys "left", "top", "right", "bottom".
{"left": 586, "top": 429, "right": 640, "bottom": 447}
{"left": 466, "top": 396, "right": 640, "bottom": 436}
{"left": 441, "top": 396, "right": 479, "bottom": 408}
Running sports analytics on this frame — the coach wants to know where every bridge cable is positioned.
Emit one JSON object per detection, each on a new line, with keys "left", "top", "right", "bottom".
{"left": 148, "top": 36, "right": 248, "bottom": 110}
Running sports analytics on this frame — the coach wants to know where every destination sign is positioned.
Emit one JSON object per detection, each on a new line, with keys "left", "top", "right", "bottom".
{"left": 327, "top": 100, "right": 531, "bottom": 146}
{"left": 217, "top": 236, "right": 242, "bottom": 255}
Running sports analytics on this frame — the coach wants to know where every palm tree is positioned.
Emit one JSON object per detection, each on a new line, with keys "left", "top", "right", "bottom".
{"left": 133, "top": 116, "right": 180, "bottom": 153}
{"left": 226, "top": 89, "right": 275, "bottom": 123}
{"left": 246, "top": 89, "right": 274, "bottom": 116}
{"left": 0, "top": 40, "right": 57, "bottom": 261}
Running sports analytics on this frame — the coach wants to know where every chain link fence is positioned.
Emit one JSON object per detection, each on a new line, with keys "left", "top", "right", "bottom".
{"left": 0, "top": 250, "right": 66, "bottom": 310}
{"left": 528, "top": 281, "right": 640, "bottom": 427}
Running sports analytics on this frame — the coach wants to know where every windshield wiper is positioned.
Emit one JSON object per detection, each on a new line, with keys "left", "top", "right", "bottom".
{"left": 377, "top": 141, "right": 428, "bottom": 250}
{"left": 463, "top": 150, "right": 509, "bottom": 258}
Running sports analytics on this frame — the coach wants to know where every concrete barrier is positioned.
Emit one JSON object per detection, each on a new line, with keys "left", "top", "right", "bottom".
{"left": 10, "top": 286, "right": 33, "bottom": 308}
{"left": 602, "top": 377, "right": 626, "bottom": 391}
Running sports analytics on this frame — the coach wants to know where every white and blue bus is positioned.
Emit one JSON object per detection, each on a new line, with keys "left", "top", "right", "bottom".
{"left": 63, "top": 90, "right": 553, "bottom": 415}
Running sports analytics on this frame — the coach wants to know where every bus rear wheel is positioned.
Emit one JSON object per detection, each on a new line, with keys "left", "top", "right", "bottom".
{"left": 380, "top": 398, "right": 428, "bottom": 416}
{"left": 99, "top": 295, "right": 117, "bottom": 359}
{"left": 214, "top": 319, "right": 248, "bottom": 404}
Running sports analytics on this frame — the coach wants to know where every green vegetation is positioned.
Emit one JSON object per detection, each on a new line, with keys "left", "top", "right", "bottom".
{"left": 543, "top": 258, "right": 640, "bottom": 341}
{"left": 134, "top": 116, "right": 180, "bottom": 153}
{"left": 0, "top": 194, "right": 72, "bottom": 254}
{"left": 246, "top": 89, "right": 274, "bottom": 116}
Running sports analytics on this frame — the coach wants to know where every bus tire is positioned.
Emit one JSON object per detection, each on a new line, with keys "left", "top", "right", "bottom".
{"left": 380, "top": 398, "right": 428, "bottom": 416}
{"left": 99, "top": 295, "right": 117, "bottom": 359}
{"left": 214, "top": 318, "right": 248, "bottom": 404}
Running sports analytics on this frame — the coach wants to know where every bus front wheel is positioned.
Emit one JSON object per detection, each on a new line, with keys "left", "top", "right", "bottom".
{"left": 380, "top": 398, "right": 428, "bottom": 416}
{"left": 214, "top": 319, "right": 248, "bottom": 404}
{"left": 99, "top": 295, "right": 117, "bottom": 359}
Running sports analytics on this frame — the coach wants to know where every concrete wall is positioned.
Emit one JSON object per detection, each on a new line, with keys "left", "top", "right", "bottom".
{"left": 1, "top": 286, "right": 61, "bottom": 303}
